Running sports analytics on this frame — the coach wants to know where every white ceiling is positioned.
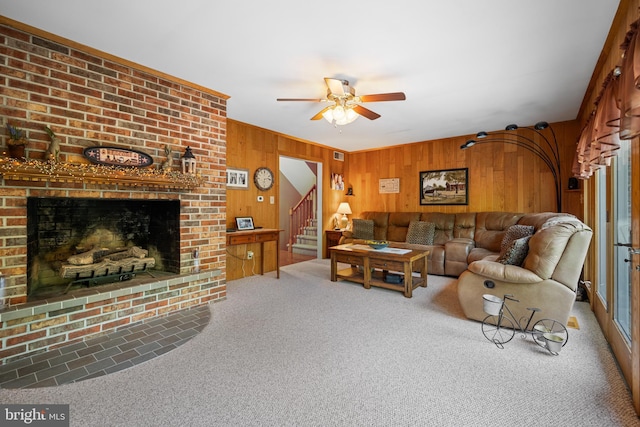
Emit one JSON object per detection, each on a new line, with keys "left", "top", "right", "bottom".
{"left": 0, "top": 1, "right": 620, "bottom": 152}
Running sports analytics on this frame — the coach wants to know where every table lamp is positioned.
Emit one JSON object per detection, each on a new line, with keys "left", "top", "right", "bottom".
{"left": 336, "top": 202, "right": 352, "bottom": 229}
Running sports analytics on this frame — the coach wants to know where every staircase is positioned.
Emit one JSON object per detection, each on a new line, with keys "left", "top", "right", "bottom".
{"left": 288, "top": 185, "right": 318, "bottom": 257}
{"left": 291, "top": 218, "right": 318, "bottom": 256}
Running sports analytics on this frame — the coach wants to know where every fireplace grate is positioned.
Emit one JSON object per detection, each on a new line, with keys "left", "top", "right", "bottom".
{"left": 63, "top": 265, "right": 149, "bottom": 294}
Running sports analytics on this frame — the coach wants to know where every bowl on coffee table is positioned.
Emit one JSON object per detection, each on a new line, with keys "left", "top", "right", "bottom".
{"left": 366, "top": 240, "right": 389, "bottom": 250}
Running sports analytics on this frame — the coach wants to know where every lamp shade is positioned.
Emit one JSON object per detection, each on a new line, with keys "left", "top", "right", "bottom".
{"left": 336, "top": 202, "right": 352, "bottom": 229}
{"left": 336, "top": 202, "right": 352, "bottom": 215}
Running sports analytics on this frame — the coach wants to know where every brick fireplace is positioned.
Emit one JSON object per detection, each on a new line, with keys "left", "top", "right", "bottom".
{"left": 0, "top": 18, "right": 228, "bottom": 364}
{"left": 26, "top": 197, "right": 182, "bottom": 300}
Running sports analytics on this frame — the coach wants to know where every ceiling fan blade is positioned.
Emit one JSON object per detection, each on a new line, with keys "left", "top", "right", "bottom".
{"left": 358, "top": 92, "right": 406, "bottom": 102}
{"left": 277, "top": 98, "right": 324, "bottom": 102}
{"left": 352, "top": 105, "right": 381, "bottom": 120}
{"left": 311, "top": 106, "right": 331, "bottom": 120}
{"left": 324, "top": 77, "right": 347, "bottom": 96}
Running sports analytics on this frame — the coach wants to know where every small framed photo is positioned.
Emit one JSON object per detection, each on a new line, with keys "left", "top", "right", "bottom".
{"left": 227, "top": 167, "right": 249, "bottom": 189}
{"left": 235, "top": 216, "right": 255, "bottom": 230}
{"left": 331, "top": 173, "right": 345, "bottom": 190}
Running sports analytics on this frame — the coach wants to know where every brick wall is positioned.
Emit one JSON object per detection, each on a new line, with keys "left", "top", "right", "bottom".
{"left": 0, "top": 18, "right": 228, "bottom": 364}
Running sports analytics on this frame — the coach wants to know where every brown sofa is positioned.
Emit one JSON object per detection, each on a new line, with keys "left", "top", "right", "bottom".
{"left": 339, "top": 211, "right": 593, "bottom": 325}
{"left": 340, "top": 211, "right": 567, "bottom": 276}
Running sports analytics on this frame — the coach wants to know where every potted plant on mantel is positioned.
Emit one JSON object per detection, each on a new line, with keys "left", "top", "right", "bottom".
{"left": 5, "top": 123, "right": 28, "bottom": 159}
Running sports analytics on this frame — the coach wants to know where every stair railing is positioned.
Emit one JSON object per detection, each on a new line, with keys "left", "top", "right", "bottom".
{"left": 288, "top": 185, "right": 317, "bottom": 252}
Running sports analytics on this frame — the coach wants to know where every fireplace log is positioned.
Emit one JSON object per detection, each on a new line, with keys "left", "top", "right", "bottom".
{"left": 67, "top": 246, "right": 149, "bottom": 265}
{"left": 59, "top": 256, "right": 156, "bottom": 279}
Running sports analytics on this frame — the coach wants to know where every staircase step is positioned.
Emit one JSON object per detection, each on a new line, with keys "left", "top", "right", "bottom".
{"left": 291, "top": 243, "right": 317, "bottom": 256}
{"left": 296, "top": 235, "right": 317, "bottom": 245}
{"left": 302, "top": 226, "right": 317, "bottom": 235}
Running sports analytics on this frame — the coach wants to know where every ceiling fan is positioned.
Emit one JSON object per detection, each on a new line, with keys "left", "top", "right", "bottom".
{"left": 277, "top": 78, "right": 406, "bottom": 125}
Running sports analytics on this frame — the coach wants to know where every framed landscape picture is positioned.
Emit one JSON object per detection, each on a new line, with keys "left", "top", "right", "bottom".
{"left": 419, "top": 168, "right": 468, "bottom": 205}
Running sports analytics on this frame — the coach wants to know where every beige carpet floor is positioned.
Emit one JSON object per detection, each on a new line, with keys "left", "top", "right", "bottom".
{"left": 0, "top": 258, "right": 638, "bottom": 426}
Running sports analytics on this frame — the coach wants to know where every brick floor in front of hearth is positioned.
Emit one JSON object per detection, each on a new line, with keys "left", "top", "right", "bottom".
{"left": 0, "top": 305, "right": 211, "bottom": 389}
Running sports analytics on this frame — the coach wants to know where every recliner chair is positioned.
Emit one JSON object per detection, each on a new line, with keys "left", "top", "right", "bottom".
{"left": 457, "top": 216, "right": 593, "bottom": 326}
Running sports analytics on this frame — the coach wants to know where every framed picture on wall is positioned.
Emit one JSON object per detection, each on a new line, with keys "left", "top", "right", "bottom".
{"left": 235, "top": 216, "right": 255, "bottom": 230}
{"left": 226, "top": 167, "right": 249, "bottom": 189}
{"left": 419, "top": 168, "right": 468, "bottom": 205}
{"left": 331, "top": 173, "right": 344, "bottom": 190}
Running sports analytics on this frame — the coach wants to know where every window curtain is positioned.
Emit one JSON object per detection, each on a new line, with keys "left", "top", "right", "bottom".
{"left": 574, "top": 18, "right": 640, "bottom": 179}
{"left": 573, "top": 75, "right": 621, "bottom": 179}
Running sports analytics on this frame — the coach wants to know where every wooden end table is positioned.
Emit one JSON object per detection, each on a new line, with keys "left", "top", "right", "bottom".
{"left": 325, "top": 229, "right": 344, "bottom": 258}
{"left": 329, "top": 243, "right": 429, "bottom": 298}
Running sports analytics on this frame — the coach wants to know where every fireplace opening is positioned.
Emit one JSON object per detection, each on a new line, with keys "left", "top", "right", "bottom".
{"left": 27, "top": 197, "right": 181, "bottom": 302}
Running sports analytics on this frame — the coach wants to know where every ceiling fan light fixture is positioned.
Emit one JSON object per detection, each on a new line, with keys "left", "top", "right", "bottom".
{"left": 278, "top": 77, "right": 405, "bottom": 126}
{"left": 323, "top": 104, "right": 359, "bottom": 126}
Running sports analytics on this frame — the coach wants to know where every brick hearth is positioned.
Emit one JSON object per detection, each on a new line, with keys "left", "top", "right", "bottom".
{"left": 0, "top": 18, "right": 228, "bottom": 364}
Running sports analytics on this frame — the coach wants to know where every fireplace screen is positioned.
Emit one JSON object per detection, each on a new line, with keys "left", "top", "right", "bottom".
{"left": 27, "top": 197, "right": 180, "bottom": 301}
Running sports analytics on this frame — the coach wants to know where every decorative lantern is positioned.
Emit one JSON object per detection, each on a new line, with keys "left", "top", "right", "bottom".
{"left": 181, "top": 146, "right": 196, "bottom": 174}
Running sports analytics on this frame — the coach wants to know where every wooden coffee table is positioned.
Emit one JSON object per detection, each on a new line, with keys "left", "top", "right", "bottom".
{"left": 329, "top": 243, "right": 429, "bottom": 298}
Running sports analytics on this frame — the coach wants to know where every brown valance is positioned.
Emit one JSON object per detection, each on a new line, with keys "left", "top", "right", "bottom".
{"left": 619, "top": 19, "right": 640, "bottom": 138}
{"left": 573, "top": 18, "right": 640, "bottom": 178}
{"left": 574, "top": 75, "right": 621, "bottom": 178}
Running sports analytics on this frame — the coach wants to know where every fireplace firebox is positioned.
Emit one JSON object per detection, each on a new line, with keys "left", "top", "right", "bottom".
{"left": 27, "top": 197, "right": 181, "bottom": 301}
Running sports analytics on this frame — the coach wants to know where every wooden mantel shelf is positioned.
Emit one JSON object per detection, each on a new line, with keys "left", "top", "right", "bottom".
{"left": 0, "top": 157, "right": 202, "bottom": 190}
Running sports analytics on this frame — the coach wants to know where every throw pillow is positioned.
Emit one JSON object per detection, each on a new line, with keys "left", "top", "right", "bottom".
{"left": 500, "top": 225, "right": 535, "bottom": 253}
{"left": 497, "top": 235, "right": 532, "bottom": 265}
{"left": 352, "top": 219, "right": 375, "bottom": 240}
{"left": 405, "top": 221, "right": 435, "bottom": 245}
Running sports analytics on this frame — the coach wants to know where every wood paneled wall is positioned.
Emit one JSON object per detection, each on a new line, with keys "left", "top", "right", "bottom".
{"left": 347, "top": 120, "right": 581, "bottom": 216}
{"left": 226, "top": 119, "right": 581, "bottom": 280}
{"left": 226, "top": 120, "right": 346, "bottom": 280}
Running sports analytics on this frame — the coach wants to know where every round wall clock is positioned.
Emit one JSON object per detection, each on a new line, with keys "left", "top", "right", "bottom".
{"left": 254, "top": 167, "right": 274, "bottom": 191}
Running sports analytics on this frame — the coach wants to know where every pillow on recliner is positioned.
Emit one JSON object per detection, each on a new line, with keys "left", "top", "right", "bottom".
{"left": 500, "top": 225, "right": 535, "bottom": 252}
{"left": 497, "top": 235, "right": 532, "bottom": 265}
{"left": 406, "top": 221, "right": 435, "bottom": 245}
{"left": 352, "top": 219, "right": 375, "bottom": 240}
